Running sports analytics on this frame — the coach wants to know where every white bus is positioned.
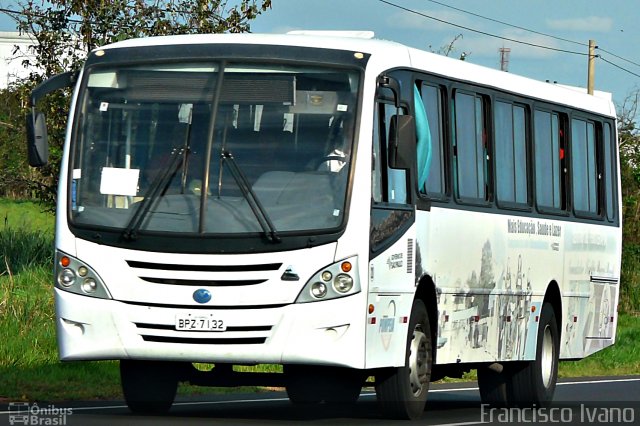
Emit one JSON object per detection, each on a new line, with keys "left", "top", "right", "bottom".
{"left": 27, "top": 32, "right": 621, "bottom": 420}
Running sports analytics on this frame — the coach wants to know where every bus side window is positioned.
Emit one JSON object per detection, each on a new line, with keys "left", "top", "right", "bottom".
{"left": 452, "top": 90, "right": 489, "bottom": 203}
{"left": 416, "top": 83, "right": 445, "bottom": 198}
{"left": 603, "top": 122, "right": 616, "bottom": 222}
{"left": 414, "top": 85, "right": 431, "bottom": 194}
{"left": 534, "top": 110, "right": 566, "bottom": 212}
{"left": 571, "top": 118, "right": 599, "bottom": 216}
{"left": 495, "top": 101, "right": 529, "bottom": 206}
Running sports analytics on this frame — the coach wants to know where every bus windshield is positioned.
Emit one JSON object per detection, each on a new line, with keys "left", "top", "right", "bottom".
{"left": 69, "top": 62, "right": 359, "bottom": 238}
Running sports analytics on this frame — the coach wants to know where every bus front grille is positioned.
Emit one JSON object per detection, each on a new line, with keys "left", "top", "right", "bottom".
{"left": 126, "top": 260, "right": 282, "bottom": 272}
{"left": 126, "top": 260, "right": 282, "bottom": 288}
{"left": 134, "top": 322, "right": 272, "bottom": 345}
{"left": 138, "top": 277, "right": 267, "bottom": 286}
{"left": 140, "top": 335, "right": 267, "bottom": 345}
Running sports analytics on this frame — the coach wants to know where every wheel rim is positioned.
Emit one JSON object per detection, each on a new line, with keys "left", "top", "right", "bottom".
{"left": 408, "top": 326, "right": 429, "bottom": 397}
{"left": 540, "top": 324, "right": 554, "bottom": 388}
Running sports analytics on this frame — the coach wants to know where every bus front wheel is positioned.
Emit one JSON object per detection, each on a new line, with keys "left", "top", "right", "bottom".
{"left": 284, "top": 365, "right": 363, "bottom": 405}
{"left": 120, "top": 360, "right": 179, "bottom": 414}
{"left": 375, "top": 299, "right": 432, "bottom": 420}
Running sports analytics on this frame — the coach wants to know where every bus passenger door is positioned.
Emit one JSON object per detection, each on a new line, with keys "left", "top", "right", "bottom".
{"left": 365, "top": 94, "right": 417, "bottom": 368}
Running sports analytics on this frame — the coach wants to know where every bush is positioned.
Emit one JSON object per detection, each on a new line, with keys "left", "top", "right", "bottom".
{"left": 621, "top": 242, "right": 640, "bottom": 313}
{"left": 0, "top": 225, "right": 53, "bottom": 276}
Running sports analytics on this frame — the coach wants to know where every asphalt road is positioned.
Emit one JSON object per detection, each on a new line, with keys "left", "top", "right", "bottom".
{"left": 1, "top": 376, "right": 639, "bottom": 425}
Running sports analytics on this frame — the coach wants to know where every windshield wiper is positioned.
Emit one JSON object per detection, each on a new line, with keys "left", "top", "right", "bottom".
{"left": 122, "top": 147, "right": 187, "bottom": 241}
{"left": 221, "top": 150, "right": 280, "bottom": 243}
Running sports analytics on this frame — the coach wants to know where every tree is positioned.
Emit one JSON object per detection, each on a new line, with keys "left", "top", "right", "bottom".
{"left": 6, "top": 0, "right": 271, "bottom": 207}
{"left": 618, "top": 89, "right": 640, "bottom": 233}
{"left": 428, "top": 33, "right": 470, "bottom": 60}
{"left": 0, "top": 87, "right": 32, "bottom": 198}
{"left": 617, "top": 88, "right": 640, "bottom": 312}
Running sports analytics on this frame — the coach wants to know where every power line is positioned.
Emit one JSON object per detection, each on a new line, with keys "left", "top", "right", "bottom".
{"left": 423, "top": 0, "right": 587, "bottom": 47}
{"left": 421, "top": 0, "right": 640, "bottom": 72}
{"left": 378, "top": 1, "right": 640, "bottom": 82}
{"left": 376, "top": 0, "right": 588, "bottom": 56}
{"left": 598, "top": 56, "right": 640, "bottom": 79}
{"left": 597, "top": 47, "right": 640, "bottom": 69}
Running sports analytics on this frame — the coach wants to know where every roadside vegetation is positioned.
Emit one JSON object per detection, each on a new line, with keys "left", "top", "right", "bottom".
{"left": 0, "top": 0, "right": 634, "bottom": 407}
{"left": 0, "top": 199, "right": 637, "bottom": 402}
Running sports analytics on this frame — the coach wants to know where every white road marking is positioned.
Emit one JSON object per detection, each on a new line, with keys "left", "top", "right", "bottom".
{"left": 1, "top": 377, "right": 638, "bottom": 414}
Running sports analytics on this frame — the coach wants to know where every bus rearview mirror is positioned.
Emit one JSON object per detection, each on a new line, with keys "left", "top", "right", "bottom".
{"left": 388, "top": 114, "right": 415, "bottom": 170}
{"left": 26, "top": 111, "right": 49, "bottom": 167}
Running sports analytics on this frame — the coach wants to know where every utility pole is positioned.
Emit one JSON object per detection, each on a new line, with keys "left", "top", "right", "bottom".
{"left": 499, "top": 47, "right": 511, "bottom": 72}
{"left": 587, "top": 39, "right": 596, "bottom": 95}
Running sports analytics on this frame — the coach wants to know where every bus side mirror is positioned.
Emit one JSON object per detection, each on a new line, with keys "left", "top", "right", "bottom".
{"left": 388, "top": 114, "right": 415, "bottom": 170}
{"left": 25, "top": 70, "right": 78, "bottom": 168}
{"left": 26, "top": 111, "right": 49, "bottom": 167}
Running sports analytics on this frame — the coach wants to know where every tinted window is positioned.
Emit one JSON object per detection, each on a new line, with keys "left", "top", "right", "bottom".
{"left": 419, "top": 84, "right": 445, "bottom": 196}
{"left": 571, "top": 118, "right": 599, "bottom": 214}
{"left": 603, "top": 122, "right": 616, "bottom": 221}
{"left": 373, "top": 102, "right": 408, "bottom": 204}
{"left": 495, "top": 101, "right": 528, "bottom": 205}
{"left": 454, "top": 91, "right": 487, "bottom": 201}
{"left": 534, "top": 110, "right": 564, "bottom": 210}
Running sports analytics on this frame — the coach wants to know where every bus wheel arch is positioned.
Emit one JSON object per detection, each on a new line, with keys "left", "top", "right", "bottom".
{"left": 375, "top": 296, "right": 433, "bottom": 419}
{"left": 415, "top": 274, "right": 438, "bottom": 364}
{"left": 543, "top": 280, "right": 563, "bottom": 343}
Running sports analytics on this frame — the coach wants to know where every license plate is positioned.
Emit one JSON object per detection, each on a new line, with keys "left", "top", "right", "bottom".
{"left": 175, "top": 314, "right": 227, "bottom": 331}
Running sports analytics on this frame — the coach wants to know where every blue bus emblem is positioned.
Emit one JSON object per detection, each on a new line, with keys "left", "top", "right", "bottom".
{"left": 193, "top": 289, "right": 211, "bottom": 304}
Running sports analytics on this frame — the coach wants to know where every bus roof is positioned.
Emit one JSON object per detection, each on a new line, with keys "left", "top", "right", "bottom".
{"left": 96, "top": 32, "right": 616, "bottom": 118}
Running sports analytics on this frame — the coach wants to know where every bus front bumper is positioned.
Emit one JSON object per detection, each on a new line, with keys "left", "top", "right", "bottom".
{"left": 54, "top": 288, "right": 366, "bottom": 368}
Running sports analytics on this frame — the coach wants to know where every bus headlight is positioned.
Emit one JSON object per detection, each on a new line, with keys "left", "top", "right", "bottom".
{"left": 295, "top": 256, "right": 360, "bottom": 303}
{"left": 58, "top": 269, "right": 76, "bottom": 287}
{"left": 311, "top": 282, "right": 328, "bottom": 298}
{"left": 55, "top": 251, "right": 112, "bottom": 300}
{"left": 334, "top": 274, "right": 353, "bottom": 293}
{"left": 81, "top": 278, "right": 97, "bottom": 294}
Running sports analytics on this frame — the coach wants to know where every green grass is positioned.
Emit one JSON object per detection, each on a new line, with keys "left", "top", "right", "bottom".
{"left": 0, "top": 198, "right": 54, "bottom": 276}
{"left": 0, "top": 197, "right": 638, "bottom": 402}
{"left": 0, "top": 198, "right": 54, "bottom": 233}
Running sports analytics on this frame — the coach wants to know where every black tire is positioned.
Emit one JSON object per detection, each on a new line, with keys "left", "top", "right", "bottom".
{"left": 120, "top": 360, "right": 179, "bottom": 415}
{"left": 509, "top": 302, "right": 559, "bottom": 407}
{"left": 477, "top": 364, "right": 509, "bottom": 407}
{"left": 323, "top": 368, "right": 365, "bottom": 405}
{"left": 375, "top": 299, "right": 432, "bottom": 420}
{"left": 284, "top": 365, "right": 363, "bottom": 405}
{"left": 285, "top": 365, "right": 324, "bottom": 404}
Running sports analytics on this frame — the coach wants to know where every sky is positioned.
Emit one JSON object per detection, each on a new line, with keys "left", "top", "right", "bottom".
{"left": 250, "top": 0, "right": 640, "bottom": 109}
{"left": 1, "top": 0, "right": 638, "bottom": 108}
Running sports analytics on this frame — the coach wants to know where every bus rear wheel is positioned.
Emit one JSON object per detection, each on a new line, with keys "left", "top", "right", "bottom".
{"left": 120, "top": 360, "right": 179, "bottom": 414}
{"left": 477, "top": 302, "right": 559, "bottom": 408}
{"left": 477, "top": 364, "right": 509, "bottom": 407}
{"left": 375, "top": 299, "right": 432, "bottom": 420}
{"left": 509, "top": 302, "right": 559, "bottom": 407}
